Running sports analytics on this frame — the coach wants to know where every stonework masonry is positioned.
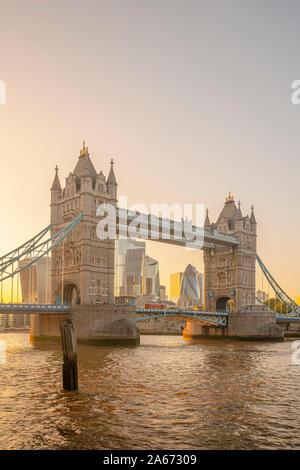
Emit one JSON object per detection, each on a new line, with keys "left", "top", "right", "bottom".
{"left": 138, "top": 316, "right": 186, "bottom": 335}
{"left": 50, "top": 143, "right": 117, "bottom": 306}
{"left": 183, "top": 311, "right": 283, "bottom": 341}
{"left": 204, "top": 194, "right": 257, "bottom": 313}
{"left": 31, "top": 304, "right": 139, "bottom": 345}
{"left": 36, "top": 143, "right": 141, "bottom": 345}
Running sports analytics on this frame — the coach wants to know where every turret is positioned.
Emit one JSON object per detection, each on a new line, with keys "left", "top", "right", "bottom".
{"left": 50, "top": 165, "right": 62, "bottom": 225}
{"left": 107, "top": 158, "right": 118, "bottom": 200}
{"left": 51, "top": 165, "right": 62, "bottom": 196}
{"left": 204, "top": 209, "right": 211, "bottom": 228}
{"left": 235, "top": 201, "right": 244, "bottom": 232}
{"left": 237, "top": 201, "right": 242, "bottom": 217}
{"left": 250, "top": 205, "right": 257, "bottom": 248}
{"left": 250, "top": 205, "right": 257, "bottom": 226}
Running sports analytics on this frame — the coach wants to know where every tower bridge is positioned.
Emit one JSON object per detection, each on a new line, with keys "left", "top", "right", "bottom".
{"left": 0, "top": 142, "right": 298, "bottom": 342}
{"left": 48, "top": 142, "right": 253, "bottom": 313}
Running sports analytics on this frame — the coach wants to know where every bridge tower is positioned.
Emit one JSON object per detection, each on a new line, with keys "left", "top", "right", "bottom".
{"left": 50, "top": 142, "right": 118, "bottom": 305}
{"left": 203, "top": 193, "right": 257, "bottom": 313}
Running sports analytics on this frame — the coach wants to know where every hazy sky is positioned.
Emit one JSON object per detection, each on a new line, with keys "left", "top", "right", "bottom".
{"left": 1, "top": 0, "right": 300, "bottom": 297}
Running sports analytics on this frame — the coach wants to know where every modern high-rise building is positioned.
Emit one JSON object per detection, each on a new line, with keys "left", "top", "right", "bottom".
{"left": 19, "top": 257, "right": 51, "bottom": 303}
{"left": 160, "top": 285, "right": 167, "bottom": 301}
{"left": 115, "top": 239, "right": 160, "bottom": 298}
{"left": 170, "top": 267, "right": 203, "bottom": 306}
{"left": 178, "top": 264, "right": 203, "bottom": 307}
{"left": 145, "top": 255, "right": 160, "bottom": 297}
{"left": 170, "top": 272, "right": 183, "bottom": 303}
{"left": 115, "top": 238, "right": 145, "bottom": 296}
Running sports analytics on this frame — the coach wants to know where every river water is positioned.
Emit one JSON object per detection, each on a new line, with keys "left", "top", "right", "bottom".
{"left": 0, "top": 332, "right": 299, "bottom": 450}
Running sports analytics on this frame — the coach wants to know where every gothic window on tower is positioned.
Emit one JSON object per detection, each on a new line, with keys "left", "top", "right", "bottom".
{"left": 100, "top": 276, "right": 108, "bottom": 296}
{"left": 89, "top": 276, "right": 96, "bottom": 295}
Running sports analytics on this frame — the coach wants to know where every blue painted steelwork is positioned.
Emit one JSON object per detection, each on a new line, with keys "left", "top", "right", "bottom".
{"left": 0, "top": 303, "right": 70, "bottom": 314}
{"left": 0, "top": 214, "right": 83, "bottom": 282}
{"left": 254, "top": 297, "right": 300, "bottom": 323}
{"left": 255, "top": 296, "right": 276, "bottom": 313}
{"left": 256, "top": 255, "right": 300, "bottom": 316}
{"left": 276, "top": 314, "right": 300, "bottom": 323}
{"left": 2, "top": 301, "right": 298, "bottom": 324}
{"left": 0, "top": 225, "right": 51, "bottom": 267}
{"left": 136, "top": 308, "right": 228, "bottom": 327}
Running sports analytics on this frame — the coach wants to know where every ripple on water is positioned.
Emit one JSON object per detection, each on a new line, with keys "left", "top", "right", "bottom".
{"left": 0, "top": 333, "right": 299, "bottom": 449}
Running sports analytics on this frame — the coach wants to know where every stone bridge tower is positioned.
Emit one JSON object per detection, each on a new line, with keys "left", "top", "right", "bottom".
{"left": 50, "top": 142, "right": 118, "bottom": 305}
{"left": 203, "top": 193, "right": 257, "bottom": 313}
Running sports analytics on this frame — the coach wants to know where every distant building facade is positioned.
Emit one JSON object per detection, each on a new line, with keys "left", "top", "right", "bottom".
{"left": 19, "top": 257, "right": 51, "bottom": 303}
{"left": 170, "top": 272, "right": 183, "bottom": 304}
{"left": 178, "top": 264, "right": 203, "bottom": 308}
{"left": 256, "top": 290, "right": 269, "bottom": 304}
{"left": 115, "top": 239, "right": 145, "bottom": 297}
{"left": 115, "top": 238, "right": 160, "bottom": 298}
{"left": 160, "top": 285, "right": 167, "bottom": 301}
{"left": 145, "top": 255, "right": 160, "bottom": 297}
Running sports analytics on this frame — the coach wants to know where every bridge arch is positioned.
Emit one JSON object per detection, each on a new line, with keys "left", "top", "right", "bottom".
{"left": 63, "top": 283, "right": 80, "bottom": 305}
{"left": 216, "top": 296, "right": 234, "bottom": 313}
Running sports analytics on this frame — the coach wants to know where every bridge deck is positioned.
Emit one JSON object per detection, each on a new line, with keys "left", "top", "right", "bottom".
{"left": 0, "top": 304, "right": 70, "bottom": 314}
{"left": 0, "top": 304, "right": 299, "bottom": 325}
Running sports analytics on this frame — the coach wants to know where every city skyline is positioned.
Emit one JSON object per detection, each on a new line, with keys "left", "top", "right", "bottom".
{"left": 1, "top": 1, "right": 300, "bottom": 299}
{"left": 1, "top": 2, "right": 300, "bottom": 453}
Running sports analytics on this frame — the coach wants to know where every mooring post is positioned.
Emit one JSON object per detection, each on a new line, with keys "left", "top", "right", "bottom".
{"left": 60, "top": 317, "right": 78, "bottom": 391}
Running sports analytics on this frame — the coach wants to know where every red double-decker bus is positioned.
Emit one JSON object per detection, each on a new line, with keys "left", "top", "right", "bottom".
{"left": 144, "top": 303, "right": 167, "bottom": 310}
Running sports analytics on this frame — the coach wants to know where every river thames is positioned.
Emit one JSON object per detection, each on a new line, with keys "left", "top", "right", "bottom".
{"left": 0, "top": 332, "right": 299, "bottom": 450}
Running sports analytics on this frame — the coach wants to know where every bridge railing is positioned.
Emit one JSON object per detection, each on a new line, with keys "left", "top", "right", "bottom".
{"left": 0, "top": 303, "right": 70, "bottom": 312}
{"left": 276, "top": 314, "right": 300, "bottom": 321}
{"left": 136, "top": 308, "right": 229, "bottom": 316}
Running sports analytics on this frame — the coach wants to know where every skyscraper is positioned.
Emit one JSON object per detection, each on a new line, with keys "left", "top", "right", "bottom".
{"left": 170, "top": 272, "right": 183, "bottom": 303}
{"left": 115, "top": 239, "right": 160, "bottom": 298}
{"left": 178, "top": 264, "right": 203, "bottom": 307}
{"left": 19, "top": 256, "right": 51, "bottom": 303}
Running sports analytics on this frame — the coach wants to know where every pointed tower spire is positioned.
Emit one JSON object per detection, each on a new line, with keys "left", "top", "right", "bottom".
{"left": 51, "top": 165, "right": 62, "bottom": 191}
{"left": 237, "top": 200, "right": 242, "bottom": 217}
{"left": 250, "top": 205, "right": 257, "bottom": 225}
{"left": 107, "top": 158, "right": 117, "bottom": 186}
{"left": 204, "top": 209, "right": 211, "bottom": 228}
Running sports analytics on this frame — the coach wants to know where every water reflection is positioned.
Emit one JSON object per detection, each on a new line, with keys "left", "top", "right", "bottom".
{"left": 0, "top": 333, "right": 299, "bottom": 449}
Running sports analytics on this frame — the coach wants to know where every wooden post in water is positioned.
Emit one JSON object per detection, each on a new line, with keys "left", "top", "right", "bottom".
{"left": 60, "top": 318, "right": 78, "bottom": 391}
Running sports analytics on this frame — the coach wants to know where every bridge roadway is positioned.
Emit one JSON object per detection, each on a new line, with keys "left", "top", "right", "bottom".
{"left": 0, "top": 303, "right": 70, "bottom": 314}
{"left": 115, "top": 207, "right": 240, "bottom": 249}
{"left": 0, "top": 304, "right": 299, "bottom": 326}
{"left": 135, "top": 308, "right": 228, "bottom": 327}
